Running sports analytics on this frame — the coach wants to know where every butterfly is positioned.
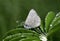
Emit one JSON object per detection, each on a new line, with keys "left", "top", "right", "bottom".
{"left": 24, "top": 9, "right": 41, "bottom": 29}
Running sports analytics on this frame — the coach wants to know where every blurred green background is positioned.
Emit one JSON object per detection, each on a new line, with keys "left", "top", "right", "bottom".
{"left": 0, "top": 0, "right": 60, "bottom": 40}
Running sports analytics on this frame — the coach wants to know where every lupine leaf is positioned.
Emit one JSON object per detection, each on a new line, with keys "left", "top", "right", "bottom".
{"left": 47, "top": 23, "right": 60, "bottom": 41}
{"left": 45, "top": 11, "right": 55, "bottom": 32}
{"left": 49, "top": 12, "right": 60, "bottom": 30}
{"left": 3, "top": 28, "right": 40, "bottom": 41}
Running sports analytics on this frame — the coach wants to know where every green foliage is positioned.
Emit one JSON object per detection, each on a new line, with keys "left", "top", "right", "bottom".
{"left": 47, "top": 23, "right": 60, "bottom": 41}
{"left": 3, "top": 28, "right": 40, "bottom": 41}
{"left": 50, "top": 12, "right": 60, "bottom": 28}
{"left": 45, "top": 11, "right": 55, "bottom": 32}
{"left": 46, "top": 12, "right": 60, "bottom": 41}
{"left": 2, "top": 11, "right": 60, "bottom": 41}
{"left": 0, "top": 0, "right": 60, "bottom": 41}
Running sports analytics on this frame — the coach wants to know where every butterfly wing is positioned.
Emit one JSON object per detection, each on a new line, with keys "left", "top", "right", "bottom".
{"left": 24, "top": 9, "right": 41, "bottom": 29}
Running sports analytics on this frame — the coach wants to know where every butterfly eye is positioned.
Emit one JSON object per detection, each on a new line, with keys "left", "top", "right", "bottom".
{"left": 25, "top": 24, "right": 28, "bottom": 27}
{"left": 24, "top": 24, "right": 30, "bottom": 27}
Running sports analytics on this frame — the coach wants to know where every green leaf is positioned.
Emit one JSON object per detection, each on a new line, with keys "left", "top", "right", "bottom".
{"left": 49, "top": 12, "right": 60, "bottom": 30}
{"left": 19, "top": 36, "right": 40, "bottom": 41}
{"left": 9, "top": 36, "right": 40, "bottom": 41}
{"left": 40, "top": 20, "right": 45, "bottom": 33}
{"left": 3, "top": 28, "right": 40, "bottom": 41}
{"left": 3, "top": 28, "right": 39, "bottom": 38}
{"left": 45, "top": 11, "right": 55, "bottom": 33}
{"left": 3, "top": 33, "right": 21, "bottom": 41}
{"left": 47, "top": 23, "right": 60, "bottom": 41}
